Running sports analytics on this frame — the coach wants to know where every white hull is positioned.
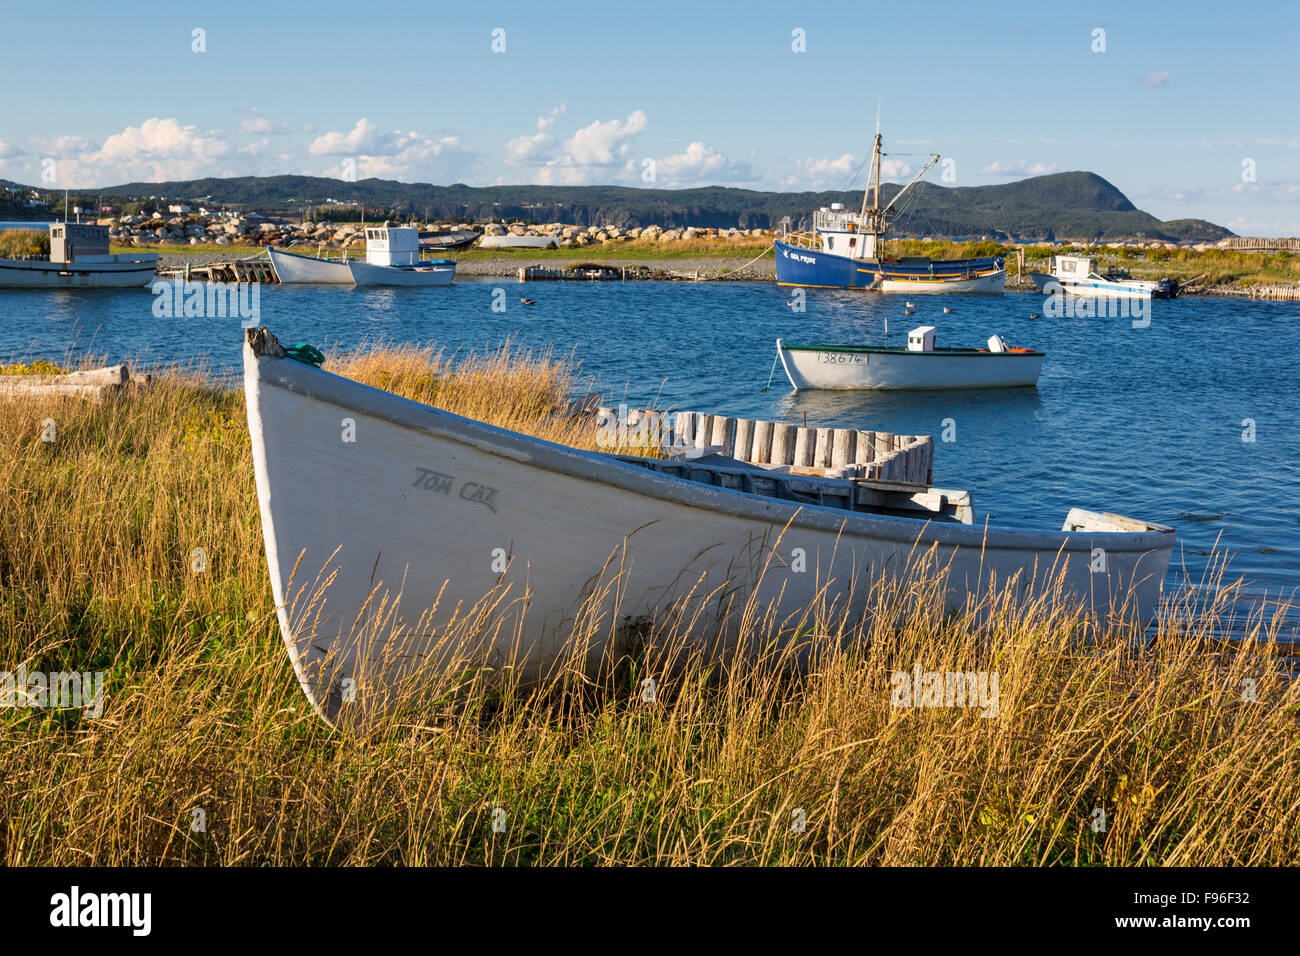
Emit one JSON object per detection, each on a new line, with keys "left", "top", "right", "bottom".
{"left": 777, "top": 340, "right": 1043, "bottom": 390}
{"left": 478, "top": 235, "right": 558, "bottom": 249}
{"left": 1028, "top": 271, "right": 1156, "bottom": 299}
{"left": 0, "top": 254, "right": 157, "bottom": 288}
{"left": 267, "top": 247, "right": 354, "bottom": 284}
{"left": 347, "top": 259, "right": 455, "bottom": 287}
{"left": 244, "top": 328, "right": 1170, "bottom": 724}
{"left": 880, "top": 269, "right": 1005, "bottom": 294}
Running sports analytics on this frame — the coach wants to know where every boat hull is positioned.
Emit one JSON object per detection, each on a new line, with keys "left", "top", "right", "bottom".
{"left": 778, "top": 340, "right": 1043, "bottom": 390}
{"left": 244, "top": 329, "right": 1167, "bottom": 724}
{"left": 880, "top": 269, "right": 1005, "bottom": 294}
{"left": 267, "top": 247, "right": 354, "bottom": 284}
{"left": 775, "top": 240, "right": 1004, "bottom": 293}
{"left": 0, "top": 254, "right": 157, "bottom": 288}
{"left": 1028, "top": 271, "right": 1157, "bottom": 299}
{"left": 347, "top": 259, "right": 455, "bottom": 286}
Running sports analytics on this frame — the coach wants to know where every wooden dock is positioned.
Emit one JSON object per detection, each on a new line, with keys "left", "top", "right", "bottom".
{"left": 519, "top": 262, "right": 693, "bottom": 282}
{"left": 158, "top": 257, "right": 277, "bottom": 284}
{"left": 1246, "top": 285, "right": 1300, "bottom": 301}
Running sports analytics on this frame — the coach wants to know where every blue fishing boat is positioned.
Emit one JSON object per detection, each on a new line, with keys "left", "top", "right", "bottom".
{"left": 775, "top": 132, "right": 1005, "bottom": 294}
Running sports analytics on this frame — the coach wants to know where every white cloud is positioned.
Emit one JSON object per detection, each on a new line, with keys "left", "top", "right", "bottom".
{"left": 238, "top": 109, "right": 288, "bottom": 135}
{"left": 308, "top": 117, "right": 381, "bottom": 156}
{"left": 979, "top": 159, "right": 1058, "bottom": 177}
{"left": 651, "top": 141, "right": 756, "bottom": 186}
{"left": 537, "top": 104, "right": 566, "bottom": 131}
{"left": 27, "top": 119, "right": 231, "bottom": 186}
{"left": 563, "top": 110, "right": 647, "bottom": 166}
{"left": 782, "top": 153, "right": 912, "bottom": 189}
{"left": 1144, "top": 70, "right": 1170, "bottom": 87}
{"left": 0, "top": 139, "right": 24, "bottom": 159}
{"left": 503, "top": 130, "right": 556, "bottom": 166}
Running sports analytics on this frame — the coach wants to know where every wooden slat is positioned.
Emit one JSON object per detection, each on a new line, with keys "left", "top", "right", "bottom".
{"left": 733, "top": 419, "right": 754, "bottom": 463}
{"left": 710, "top": 416, "right": 736, "bottom": 456}
{"left": 752, "top": 420, "right": 774, "bottom": 463}
{"left": 831, "top": 428, "right": 855, "bottom": 468}
{"left": 694, "top": 413, "right": 713, "bottom": 449}
{"left": 771, "top": 423, "right": 797, "bottom": 465}
{"left": 813, "top": 428, "right": 834, "bottom": 468}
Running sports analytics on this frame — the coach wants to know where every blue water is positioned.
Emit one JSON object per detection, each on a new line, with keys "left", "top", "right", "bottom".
{"left": 3, "top": 279, "right": 1297, "bottom": 634}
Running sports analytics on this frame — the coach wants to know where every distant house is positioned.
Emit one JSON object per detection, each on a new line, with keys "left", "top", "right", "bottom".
{"left": 167, "top": 203, "right": 192, "bottom": 214}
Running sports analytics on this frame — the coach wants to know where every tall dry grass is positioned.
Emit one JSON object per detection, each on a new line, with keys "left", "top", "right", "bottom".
{"left": 1, "top": 343, "right": 1297, "bottom": 865}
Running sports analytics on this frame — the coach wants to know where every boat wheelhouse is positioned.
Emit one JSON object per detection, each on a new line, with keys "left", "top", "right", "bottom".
{"left": 269, "top": 224, "right": 456, "bottom": 286}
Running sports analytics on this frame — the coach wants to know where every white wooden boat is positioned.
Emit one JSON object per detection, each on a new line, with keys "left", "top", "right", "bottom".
{"left": 0, "top": 223, "right": 156, "bottom": 288}
{"left": 1029, "top": 255, "right": 1179, "bottom": 299}
{"left": 777, "top": 329, "right": 1044, "bottom": 390}
{"left": 244, "top": 327, "right": 1172, "bottom": 723}
{"left": 880, "top": 267, "right": 1005, "bottom": 294}
{"left": 347, "top": 258, "right": 455, "bottom": 286}
{"left": 267, "top": 247, "right": 354, "bottom": 284}
{"left": 478, "top": 234, "right": 559, "bottom": 249}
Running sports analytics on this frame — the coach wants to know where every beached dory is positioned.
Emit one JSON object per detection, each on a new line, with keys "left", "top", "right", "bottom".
{"left": 244, "top": 328, "right": 1171, "bottom": 723}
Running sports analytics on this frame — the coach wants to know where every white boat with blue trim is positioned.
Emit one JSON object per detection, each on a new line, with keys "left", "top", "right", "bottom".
{"left": 269, "top": 224, "right": 456, "bottom": 286}
{"left": 1029, "top": 255, "right": 1180, "bottom": 299}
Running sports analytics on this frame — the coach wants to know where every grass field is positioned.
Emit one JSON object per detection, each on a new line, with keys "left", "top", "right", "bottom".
{"left": 3, "top": 347, "right": 1298, "bottom": 865}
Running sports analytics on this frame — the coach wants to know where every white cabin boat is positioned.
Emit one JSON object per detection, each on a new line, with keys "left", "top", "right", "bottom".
{"left": 346, "top": 227, "right": 455, "bottom": 285}
{"left": 269, "top": 226, "right": 456, "bottom": 286}
{"left": 777, "top": 328, "right": 1043, "bottom": 390}
{"left": 880, "top": 268, "right": 1006, "bottom": 294}
{"left": 244, "top": 326, "right": 1169, "bottom": 724}
{"left": 1029, "top": 255, "right": 1179, "bottom": 299}
{"left": 0, "top": 223, "right": 157, "bottom": 288}
{"left": 478, "top": 234, "right": 559, "bottom": 249}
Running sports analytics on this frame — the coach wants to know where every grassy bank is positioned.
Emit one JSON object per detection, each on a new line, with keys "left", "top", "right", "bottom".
{"left": 3, "top": 348, "right": 1297, "bottom": 865}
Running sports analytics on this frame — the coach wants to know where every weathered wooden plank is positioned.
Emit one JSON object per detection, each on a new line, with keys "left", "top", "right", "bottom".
{"left": 813, "top": 428, "right": 834, "bottom": 468}
{"left": 694, "top": 414, "right": 713, "bottom": 449}
{"left": 771, "top": 423, "right": 797, "bottom": 465}
{"left": 856, "top": 430, "right": 877, "bottom": 463}
{"left": 752, "top": 420, "right": 774, "bottom": 463}
{"left": 831, "top": 428, "right": 855, "bottom": 468}
{"left": 710, "top": 416, "right": 736, "bottom": 456}
{"left": 733, "top": 419, "right": 754, "bottom": 463}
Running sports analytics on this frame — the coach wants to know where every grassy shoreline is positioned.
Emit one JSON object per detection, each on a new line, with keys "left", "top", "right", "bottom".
{"left": 3, "top": 346, "right": 1298, "bottom": 865}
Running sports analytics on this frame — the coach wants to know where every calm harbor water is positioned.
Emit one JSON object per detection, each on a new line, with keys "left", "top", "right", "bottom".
{"left": 3, "top": 278, "right": 1297, "bottom": 635}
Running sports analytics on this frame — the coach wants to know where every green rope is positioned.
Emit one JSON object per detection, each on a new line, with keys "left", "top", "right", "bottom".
{"left": 761, "top": 352, "right": 780, "bottom": 391}
{"left": 284, "top": 343, "right": 326, "bottom": 368}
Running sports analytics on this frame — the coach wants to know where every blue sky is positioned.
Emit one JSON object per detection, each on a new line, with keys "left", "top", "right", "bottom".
{"left": 1, "top": 0, "right": 1297, "bottom": 234}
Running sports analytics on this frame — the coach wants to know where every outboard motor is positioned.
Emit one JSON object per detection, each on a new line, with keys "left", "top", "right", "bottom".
{"left": 987, "top": 334, "right": 1009, "bottom": 353}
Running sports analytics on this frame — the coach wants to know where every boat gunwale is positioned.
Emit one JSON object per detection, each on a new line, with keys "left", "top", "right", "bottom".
{"left": 246, "top": 333, "right": 1167, "bottom": 556}
{"left": 780, "top": 343, "right": 1045, "bottom": 357}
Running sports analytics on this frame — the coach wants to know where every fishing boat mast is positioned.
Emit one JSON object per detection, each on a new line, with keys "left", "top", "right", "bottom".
{"left": 856, "top": 132, "right": 940, "bottom": 250}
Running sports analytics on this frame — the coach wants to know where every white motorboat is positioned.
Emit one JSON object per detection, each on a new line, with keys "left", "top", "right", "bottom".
{"left": 347, "top": 258, "right": 454, "bottom": 286}
{"left": 0, "top": 223, "right": 156, "bottom": 288}
{"left": 1029, "top": 255, "right": 1179, "bottom": 299}
{"left": 478, "top": 234, "right": 559, "bottom": 249}
{"left": 244, "top": 327, "right": 1170, "bottom": 724}
{"left": 776, "top": 327, "right": 1044, "bottom": 390}
{"left": 880, "top": 267, "right": 1006, "bottom": 294}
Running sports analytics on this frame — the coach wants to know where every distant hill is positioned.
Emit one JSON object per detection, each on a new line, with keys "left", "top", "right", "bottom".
{"left": 6, "top": 171, "right": 1232, "bottom": 242}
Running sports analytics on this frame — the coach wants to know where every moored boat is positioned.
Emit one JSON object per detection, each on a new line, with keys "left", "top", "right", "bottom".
{"left": 348, "top": 258, "right": 455, "bottom": 286}
{"left": 775, "top": 130, "right": 1004, "bottom": 293}
{"left": 244, "top": 327, "right": 1169, "bottom": 723}
{"left": 776, "top": 328, "right": 1044, "bottom": 390}
{"left": 0, "top": 223, "right": 157, "bottom": 289}
{"left": 267, "top": 246, "right": 354, "bottom": 284}
{"left": 1029, "top": 255, "right": 1179, "bottom": 299}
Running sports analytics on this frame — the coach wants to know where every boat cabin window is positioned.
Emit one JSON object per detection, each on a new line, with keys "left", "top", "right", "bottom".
{"left": 827, "top": 237, "right": 834, "bottom": 250}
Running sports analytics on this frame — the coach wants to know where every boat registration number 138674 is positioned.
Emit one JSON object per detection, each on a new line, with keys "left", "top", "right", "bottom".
{"left": 817, "top": 352, "right": 865, "bottom": 365}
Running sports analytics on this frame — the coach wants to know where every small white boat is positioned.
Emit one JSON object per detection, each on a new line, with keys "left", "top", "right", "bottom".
{"left": 880, "top": 267, "right": 1006, "bottom": 294}
{"left": 347, "top": 258, "right": 454, "bottom": 286}
{"left": 478, "top": 234, "right": 559, "bottom": 249}
{"left": 777, "top": 327, "right": 1044, "bottom": 390}
{"left": 244, "top": 327, "right": 1170, "bottom": 723}
{"left": 267, "top": 246, "right": 354, "bottom": 284}
{"left": 0, "top": 223, "right": 157, "bottom": 288}
{"left": 1029, "top": 255, "right": 1179, "bottom": 299}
